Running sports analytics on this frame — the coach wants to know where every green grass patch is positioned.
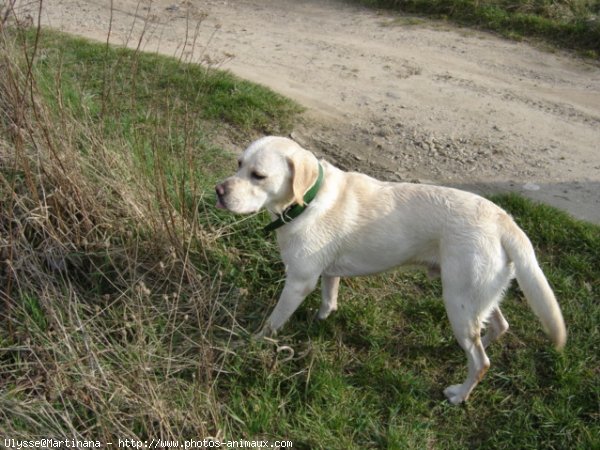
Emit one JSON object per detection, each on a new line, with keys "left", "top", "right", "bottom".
{"left": 33, "top": 30, "right": 302, "bottom": 137}
{"left": 1, "top": 28, "right": 598, "bottom": 448}
{"left": 351, "top": 0, "right": 600, "bottom": 56}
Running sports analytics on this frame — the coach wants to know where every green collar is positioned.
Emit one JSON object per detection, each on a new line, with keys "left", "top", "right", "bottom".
{"left": 264, "top": 162, "right": 324, "bottom": 234}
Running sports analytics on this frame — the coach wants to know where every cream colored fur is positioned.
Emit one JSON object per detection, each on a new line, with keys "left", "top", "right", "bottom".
{"left": 215, "top": 136, "right": 567, "bottom": 404}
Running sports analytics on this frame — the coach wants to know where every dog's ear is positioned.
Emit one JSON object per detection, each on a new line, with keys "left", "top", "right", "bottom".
{"left": 288, "top": 149, "right": 319, "bottom": 206}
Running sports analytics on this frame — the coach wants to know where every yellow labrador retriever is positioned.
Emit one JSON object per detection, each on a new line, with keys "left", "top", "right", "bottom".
{"left": 215, "top": 136, "right": 566, "bottom": 404}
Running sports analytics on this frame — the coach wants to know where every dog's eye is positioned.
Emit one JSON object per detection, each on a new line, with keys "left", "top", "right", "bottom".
{"left": 251, "top": 171, "right": 267, "bottom": 180}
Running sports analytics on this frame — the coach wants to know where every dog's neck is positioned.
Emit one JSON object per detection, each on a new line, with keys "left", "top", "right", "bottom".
{"left": 264, "top": 162, "right": 324, "bottom": 234}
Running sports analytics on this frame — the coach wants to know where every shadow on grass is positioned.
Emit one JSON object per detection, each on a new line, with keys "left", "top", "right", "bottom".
{"left": 450, "top": 180, "right": 600, "bottom": 225}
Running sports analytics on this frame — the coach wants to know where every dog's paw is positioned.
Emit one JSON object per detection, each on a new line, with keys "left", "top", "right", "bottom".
{"left": 317, "top": 305, "right": 337, "bottom": 320}
{"left": 253, "top": 323, "right": 276, "bottom": 340}
{"left": 443, "top": 384, "right": 467, "bottom": 405}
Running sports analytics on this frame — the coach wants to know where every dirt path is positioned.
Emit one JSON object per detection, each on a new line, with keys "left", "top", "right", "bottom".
{"left": 15, "top": 0, "right": 600, "bottom": 223}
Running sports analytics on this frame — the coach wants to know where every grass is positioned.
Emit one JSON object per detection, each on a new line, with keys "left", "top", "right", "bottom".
{"left": 0, "top": 22, "right": 598, "bottom": 449}
{"left": 350, "top": 0, "right": 600, "bottom": 57}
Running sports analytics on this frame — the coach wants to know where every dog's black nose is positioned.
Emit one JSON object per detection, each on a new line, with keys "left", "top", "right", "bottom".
{"left": 215, "top": 183, "right": 227, "bottom": 209}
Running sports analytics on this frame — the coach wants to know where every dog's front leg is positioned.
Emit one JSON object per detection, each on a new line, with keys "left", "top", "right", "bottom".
{"left": 258, "top": 273, "right": 319, "bottom": 337}
{"left": 318, "top": 276, "right": 340, "bottom": 319}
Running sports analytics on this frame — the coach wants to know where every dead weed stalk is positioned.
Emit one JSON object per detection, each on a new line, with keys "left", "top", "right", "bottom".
{"left": 0, "top": 14, "right": 226, "bottom": 440}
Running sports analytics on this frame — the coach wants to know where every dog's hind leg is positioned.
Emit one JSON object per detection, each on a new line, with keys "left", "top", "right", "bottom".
{"left": 318, "top": 275, "right": 340, "bottom": 320}
{"left": 442, "top": 287, "right": 491, "bottom": 404}
{"left": 482, "top": 307, "right": 509, "bottom": 348}
{"left": 443, "top": 322, "right": 490, "bottom": 404}
{"left": 441, "top": 237, "right": 514, "bottom": 403}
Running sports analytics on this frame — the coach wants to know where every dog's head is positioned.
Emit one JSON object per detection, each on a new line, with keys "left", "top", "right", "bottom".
{"left": 215, "top": 136, "right": 320, "bottom": 215}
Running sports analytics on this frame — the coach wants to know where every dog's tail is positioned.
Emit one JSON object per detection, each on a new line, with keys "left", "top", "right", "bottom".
{"left": 500, "top": 214, "right": 566, "bottom": 350}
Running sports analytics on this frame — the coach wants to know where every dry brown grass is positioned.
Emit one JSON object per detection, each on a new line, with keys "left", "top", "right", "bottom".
{"left": 0, "top": 20, "right": 229, "bottom": 440}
